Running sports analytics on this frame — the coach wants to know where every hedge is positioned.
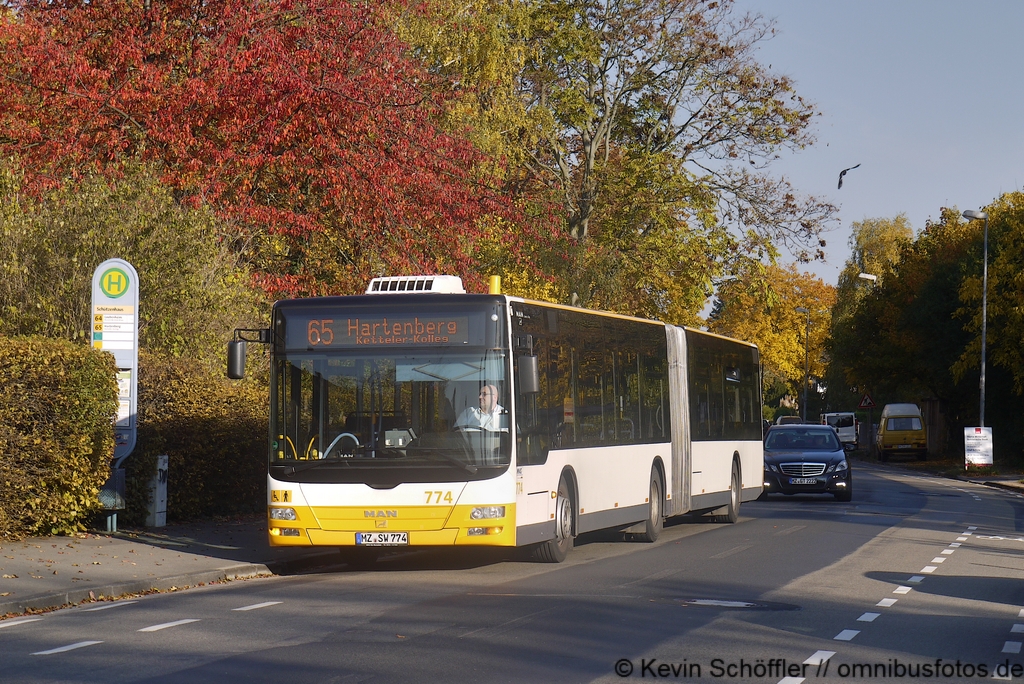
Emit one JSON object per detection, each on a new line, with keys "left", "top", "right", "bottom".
{"left": 0, "top": 336, "right": 118, "bottom": 539}
{"left": 123, "top": 351, "right": 267, "bottom": 525}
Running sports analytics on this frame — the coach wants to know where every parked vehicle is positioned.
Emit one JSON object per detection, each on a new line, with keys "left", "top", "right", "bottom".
{"left": 821, "top": 412, "right": 858, "bottom": 448}
{"left": 875, "top": 403, "right": 927, "bottom": 461}
{"left": 775, "top": 415, "right": 804, "bottom": 425}
{"left": 761, "top": 425, "right": 853, "bottom": 501}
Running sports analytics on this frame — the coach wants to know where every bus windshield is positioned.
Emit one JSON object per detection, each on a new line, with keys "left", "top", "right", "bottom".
{"left": 270, "top": 348, "right": 511, "bottom": 483}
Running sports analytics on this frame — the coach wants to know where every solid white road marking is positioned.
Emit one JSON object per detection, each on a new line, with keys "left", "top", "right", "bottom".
{"left": 803, "top": 650, "right": 836, "bottom": 665}
{"left": 233, "top": 601, "right": 282, "bottom": 611}
{"left": 857, "top": 612, "right": 881, "bottom": 622}
{"left": 83, "top": 601, "right": 137, "bottom": 612}
{"left": 1002, "top": 641, "right": 1022, "bottom": 654}
{"left": 32, "top": 641, "right": 102, "bottom": 655}
{"left": 138, "top": 619, "right": 200, "bottom": 632}
{"left": 0, "top": 617, "right": 42, "bottom": 629}
{"left": 894, "top": 586, "right": 912, "bottom": 594}
{"left": 834, "top": 629, "right": 860, "bottom": 641}
{"left": 877, "top": 598, "right": 898, "bottom": 607}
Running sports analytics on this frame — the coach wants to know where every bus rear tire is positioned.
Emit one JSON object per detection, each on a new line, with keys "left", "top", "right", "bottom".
{"left": 534, "top": 476, "right": 574, "bottom": 563}
{"left": 635, "top": 472, "right": 663, "bottom": 543}
{"left": 714, "top": 461, "right": 740, "bottom": 524}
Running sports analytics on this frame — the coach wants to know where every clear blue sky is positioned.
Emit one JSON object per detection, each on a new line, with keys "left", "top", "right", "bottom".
{"left": 732, "top": 0, "right": 1024, "bottom": 286}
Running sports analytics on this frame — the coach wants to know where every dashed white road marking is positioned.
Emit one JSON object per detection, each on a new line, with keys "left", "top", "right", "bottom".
{"left": 233, "top": 601, "right": 282, "bottom": 611}
{"left": 877, "top": 598, "right": 898, "bottom": 607}
{"left": 778, "top": 678, "right": 804, "bottom": 684}
{"left": 1002, "top": 641, "right": 1022, "bottom": 654}
{"left": 968, "top": 526, "right": 978, "bottom": 530}
{"left": 83, "top": 601, "right": 137, "bottom": 612}
{"left": 949, "top": 542, "right": 962, "bottom": 548}
{"left": 931, "top": 557, "right": 946, "bottom": 563}
{"left": 921, "top": 566, "right": 937, "bottom": 573}
{"left": 894, "top": 586, "right": 912, "bottom": 595}
{"left": 0, "top": 617, "right": 42, "bottom": 629}
{"left": 957, "top": 536, "right": 969, "bottom": 541}
{"left": 940, "top": 549, "right": 955, "bottom": 555}
{"left": 1018, "top": 608, "right": 1024, "bottom": 618}
{"left": 32, "top": 641, "right": 102, "bottom": 655}
{"left": 1011, "top": 624, "right": 1024, "bottom": 634}
{"left": 138, "top": 619, "right": 200, "bottom": 632}
{"left": 834, "top": 629, "right": 860, "bottom": 641}
{"left": 803, "top": 650, "right": 836, "bottom": 665}
{"left": 908, "top": 576, "right": 925, "bottom": 583}
{"left": 857, "top": 612, "right": 881, "bottom": 622}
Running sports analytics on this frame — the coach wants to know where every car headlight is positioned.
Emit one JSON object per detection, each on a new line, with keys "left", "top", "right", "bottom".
{"left": 834, "top": 460, "right": 848, "bottom": 472}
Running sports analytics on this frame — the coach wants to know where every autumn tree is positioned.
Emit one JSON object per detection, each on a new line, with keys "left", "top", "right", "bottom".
{"left": 0, "top": 0, "right": 515, "bottom": 298}
{"left": 708, "top": 264, "right": 835, "bottom": 416}
{"left": 0, "top": 164, "right": 263, "bottom": 369}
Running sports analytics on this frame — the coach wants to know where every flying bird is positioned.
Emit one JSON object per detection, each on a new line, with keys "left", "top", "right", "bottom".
{"left": 837, "top": 164, "right": 861, "bottom": 189}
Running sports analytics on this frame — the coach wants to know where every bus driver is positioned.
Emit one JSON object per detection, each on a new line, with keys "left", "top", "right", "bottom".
{"left": 455, "top": 385, "right": 508, "bottom": 432}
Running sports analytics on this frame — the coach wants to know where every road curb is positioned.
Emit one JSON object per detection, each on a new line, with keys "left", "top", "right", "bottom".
{"left": 0, "top": 551, "right": 340, "bottom": 617}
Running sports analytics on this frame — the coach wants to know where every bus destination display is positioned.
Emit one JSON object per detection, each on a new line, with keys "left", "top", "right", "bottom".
{"left": 294, "top": 315, "right": 476, "bottom": 348}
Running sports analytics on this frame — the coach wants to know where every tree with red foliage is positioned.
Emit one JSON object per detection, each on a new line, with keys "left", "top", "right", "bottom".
{"left": 0, "top": 0, "right": 514, "bottom": 296}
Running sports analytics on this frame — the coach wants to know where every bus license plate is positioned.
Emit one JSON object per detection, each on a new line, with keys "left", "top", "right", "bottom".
{"left": 789, "top": 478, "right": 818, "bottom": 485}
{"left": 356, "top": 532, "right": 408, "bottom": 546}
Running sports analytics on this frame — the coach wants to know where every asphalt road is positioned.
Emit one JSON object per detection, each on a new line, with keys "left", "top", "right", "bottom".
{"left": 4, "top": 462, "right": 1024, "bottom": 683}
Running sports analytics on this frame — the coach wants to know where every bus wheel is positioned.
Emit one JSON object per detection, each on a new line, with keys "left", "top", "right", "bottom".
{"left": 715, "top": 461, "right": 740, "bottom": 524}
{"left": 534, "top": 476, "right": 574, "bottom": 563}
{"left": 636, "top": 472, "right": 663, "bottom": 543}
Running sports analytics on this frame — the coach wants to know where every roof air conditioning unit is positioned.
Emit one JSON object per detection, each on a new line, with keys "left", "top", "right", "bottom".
{"left": 365, "top": 275, "right": 466, "bottom": 295}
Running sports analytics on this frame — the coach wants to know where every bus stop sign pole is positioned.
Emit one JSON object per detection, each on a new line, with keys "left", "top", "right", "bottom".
{"left": 91, "top": 259, "right": 140, "bottom": 531}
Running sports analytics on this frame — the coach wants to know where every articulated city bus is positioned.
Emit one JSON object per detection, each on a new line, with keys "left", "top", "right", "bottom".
{"left": 228, "top": 275, "right": 763, "bottom": 562}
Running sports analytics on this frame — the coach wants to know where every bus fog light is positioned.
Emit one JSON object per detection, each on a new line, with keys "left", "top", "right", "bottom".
{"left": 270, "top": 507, "right": 297, "bottom": 521}
{"left": 279, "top": 528, "right": 301, "bottom": 537}
{"left": 470, "top": 506, "right": 505, "bottom": 520}
{"left": 467, "top": 527, "right": 487, "bottom": 536}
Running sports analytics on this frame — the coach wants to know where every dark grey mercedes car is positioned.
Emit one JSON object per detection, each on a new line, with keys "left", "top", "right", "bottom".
{"left": 761, "top": 424, "right": 852, "bottom": 501}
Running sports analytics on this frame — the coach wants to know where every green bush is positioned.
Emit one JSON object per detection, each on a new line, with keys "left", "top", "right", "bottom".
{"left": 122, "top": 351, "right": 268, "bottom": 525}
{"left": 0, "top": 336, "right": 118, "bottom": 539}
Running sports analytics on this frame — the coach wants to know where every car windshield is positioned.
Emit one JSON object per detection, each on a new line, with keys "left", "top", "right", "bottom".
{"left": 827, "top": 415, "right": 854, "bottom": 428}
{"left": 766, "top": 429, "right": 841, "bottom": 451}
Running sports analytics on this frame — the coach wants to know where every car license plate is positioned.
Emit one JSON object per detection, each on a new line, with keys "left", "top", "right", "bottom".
{"left": 356, "top": 532, "right": 408, "bottom": 546}
{"left": 897, "top": 444, "right": 911, "bottom": 449}
{"left": 789, "top": 478, "right": 818, "bottom": 485}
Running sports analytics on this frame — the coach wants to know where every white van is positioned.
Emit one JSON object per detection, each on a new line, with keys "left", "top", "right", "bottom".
{"left": 821, "top": 412, "right": 858, "bottom": 447}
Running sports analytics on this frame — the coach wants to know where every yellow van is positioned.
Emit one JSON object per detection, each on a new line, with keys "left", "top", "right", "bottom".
{"left": 875, "top": 403, "right": 927, "bottom": 461}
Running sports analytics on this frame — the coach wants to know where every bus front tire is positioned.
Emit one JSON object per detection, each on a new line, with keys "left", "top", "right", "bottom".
{"left": 534, "top": 476, "right": 574, "bottom": 563}
{"left": 635, "top": 472, "right": 663, "bottom": 543}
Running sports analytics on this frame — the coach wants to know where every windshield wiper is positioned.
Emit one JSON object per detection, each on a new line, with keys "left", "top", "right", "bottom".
{"left": 275, "top": 459, "right": 351, "bottom": 476}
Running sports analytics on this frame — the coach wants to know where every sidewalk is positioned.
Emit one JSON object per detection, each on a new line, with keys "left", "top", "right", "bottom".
{"left": 0, "top": 516, "right": 339, "bottom": 618}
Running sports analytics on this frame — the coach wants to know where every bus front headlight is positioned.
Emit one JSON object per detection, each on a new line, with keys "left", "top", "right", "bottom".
{"left": 269, "top": 507, "right": 297, "bottom": 521}
{"left": 470, "top": 506, "right": 505, "bottom": 520}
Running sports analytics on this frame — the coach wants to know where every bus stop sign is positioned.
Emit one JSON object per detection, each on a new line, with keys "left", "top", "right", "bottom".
{"left": 91, "top": 259, "right": 140, "bottom": 466}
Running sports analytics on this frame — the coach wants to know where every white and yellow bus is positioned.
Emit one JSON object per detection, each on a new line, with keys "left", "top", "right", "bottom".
{"left": 228, "top": 275, "right": 763, "bottom": 563}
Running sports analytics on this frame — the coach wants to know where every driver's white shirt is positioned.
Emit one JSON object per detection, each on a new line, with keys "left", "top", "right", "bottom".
{"left": 455, "top": 405, "right": 508, "bottom": 432}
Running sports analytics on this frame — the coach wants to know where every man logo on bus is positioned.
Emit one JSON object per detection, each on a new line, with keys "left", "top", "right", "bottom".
{"left": 100, "top": 267, "right": 130, "bottom": 298}
{"left": 364, "top": 510, "right": 398, "bottom": 518}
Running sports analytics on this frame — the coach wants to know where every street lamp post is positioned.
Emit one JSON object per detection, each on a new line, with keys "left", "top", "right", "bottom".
{"left": 962, "top": 209, "right": 989, "bottom": 427}
{"left": 795, "top": 306, "right": 810, "bottom": 422}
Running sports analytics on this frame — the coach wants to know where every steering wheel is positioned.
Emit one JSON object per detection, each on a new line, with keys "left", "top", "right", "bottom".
{"left": 321, "top": 432, "right": 360, "bottom": 459}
